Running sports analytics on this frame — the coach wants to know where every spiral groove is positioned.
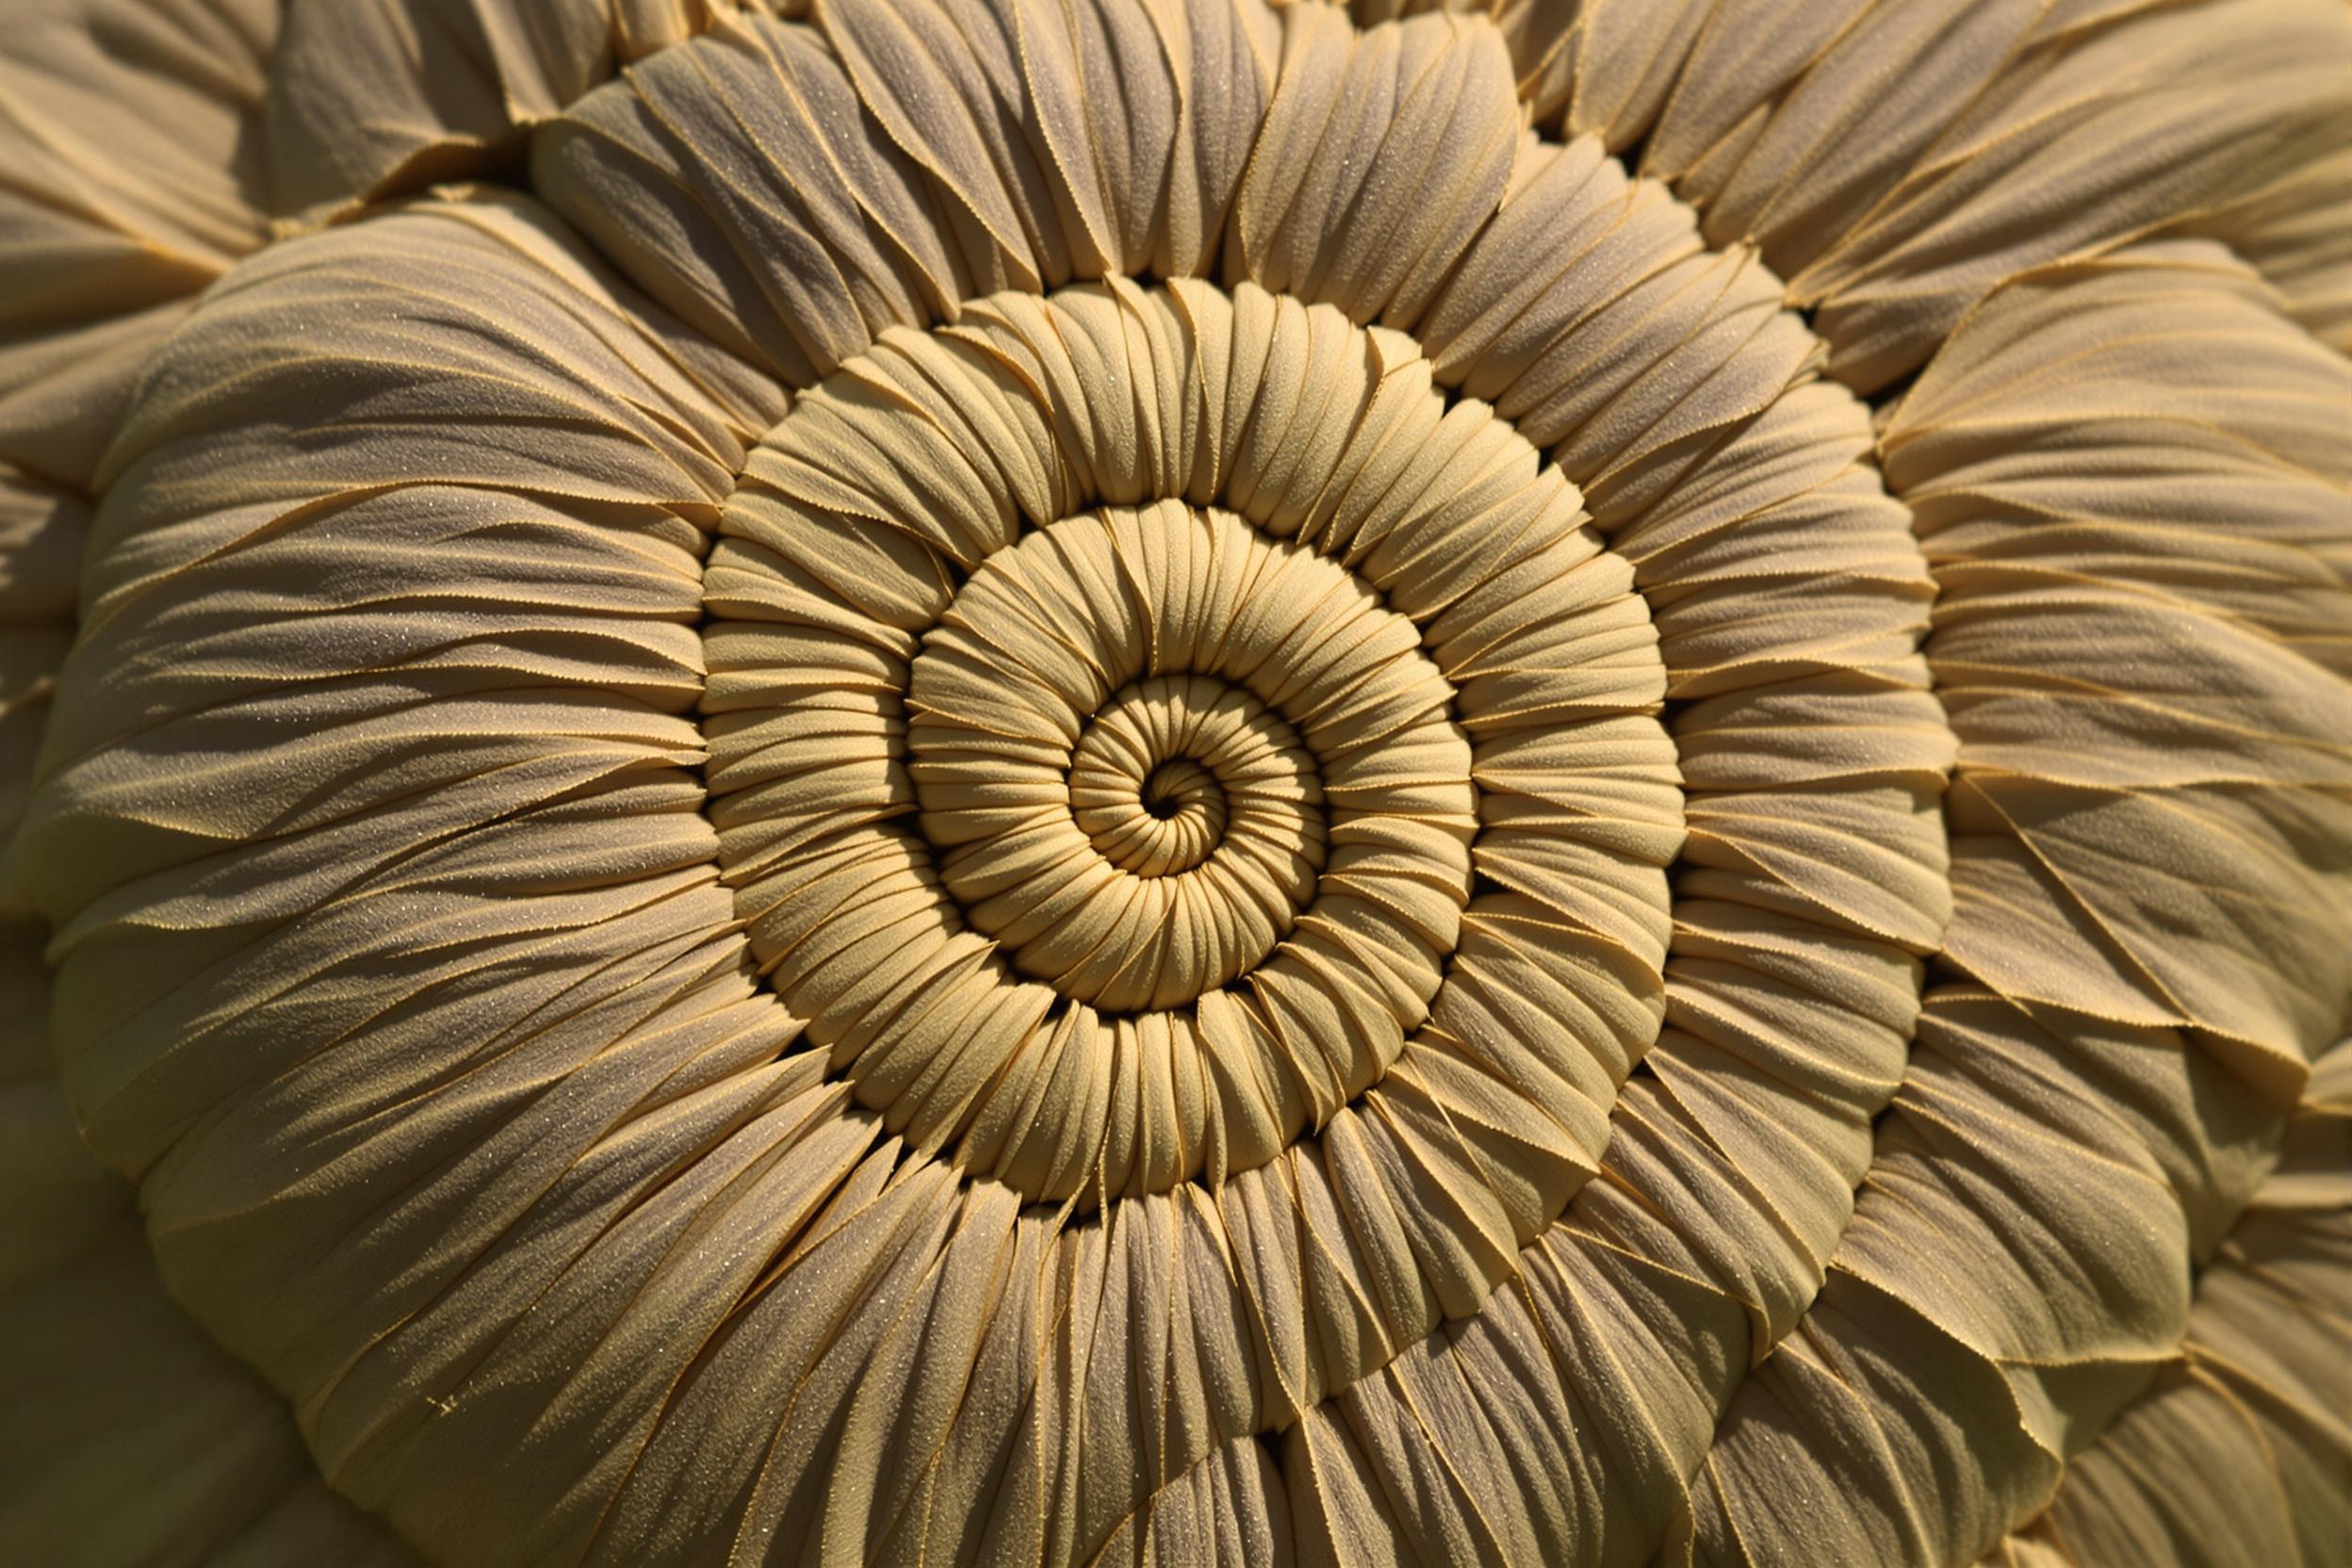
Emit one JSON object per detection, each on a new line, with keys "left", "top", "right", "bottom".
{"left": 700, "top": 281, "right": 1674, "bottom": 1200}
{"left": 7, "top": 1, "right": 2344, "bottom": 1562}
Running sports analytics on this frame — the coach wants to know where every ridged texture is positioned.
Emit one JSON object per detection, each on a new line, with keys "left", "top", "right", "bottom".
{"left": 701, "top": 279, "right": 1673, "bottom": 1203}
{"left": 1371, "top": 0, "right": 2352, "bottom": 389}
{"left": 1983, "top": 1039, "right": 2352, "bottom": 1568}
{"left": 0, "top": 0, "right": 275, "bottom": 489}
{"left": 262, "top": 0, "right": 804, "bottom": 217}
{"left": 1676, "top": 241, "right": 2352, "bottom": 1568}
{"left": 0, "top": 7, "right": 420, "bottom": 1561}
{"left": 0, "top": 0, "right": 2345, "bottom": 1564}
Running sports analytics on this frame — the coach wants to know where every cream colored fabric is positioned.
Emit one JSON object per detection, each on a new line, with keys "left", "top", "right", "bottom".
{"left": 262, "top": 0, "right": 802, "bottom": 217}
{"left": 1365, "top": 0, "right": 2352, "bottom": 389}
{"left": 1658, "top": 0, "right": 2352, "bottom": 389}
{"left": 1982, "top": 1040, "right": 2352, "bottom": 1568}
{"left": 2167, "top": 146, "right": 2352, "bottom": 354}
{"left": 0, "top": 15, "right": 422, "bottom": 1550}
{"left": 0, "top": 1, "right": 2345, "bottom": 1564}
{"left": 0, "top": 474, "right": 75, "bottom": 882}
{"left": 0, "top": 0, "right": 276, "bottom": 489}
{"left": 1678, "top": 245, "right": 2352, "bottom": 1568}
{"left": 703, "top": 280, "right": 1671, "bottom": 1203}
{"left": 0, "top": 1073, "right": 420, "bottom": 1565}
{"left": 2, "top": 477, "right": 416, "bottom": 1561}
{"left": 1890, "top": 246, "right": 2352, "bottom": 1083}
{"left": 6, "top": 162, "right": 1945, "bottom": 1557}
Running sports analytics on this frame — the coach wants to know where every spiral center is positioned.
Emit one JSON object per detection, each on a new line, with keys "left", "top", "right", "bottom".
{"left": 1142, "top": 760, "right": 1205, "bottom": 820}
{"left": 697, "top": 279, "right": 1675, "bottom": 1201}
{"left": 909, "top": 529, "right": 1359, "bottom": 1014}
{"left": 1066, "top": 675, "right": 1317, "bottom": 898}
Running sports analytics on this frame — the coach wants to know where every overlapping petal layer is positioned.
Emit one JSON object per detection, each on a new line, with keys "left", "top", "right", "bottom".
{"left": 1377, "top": 0, "right": 2352, "bottom": 388}
{"left": 701, "top": 278, "right": 1671, "bottom": 1202}
{"left": 1, "top": 159, "right": 1942, "bottom": 1568}
{"left": 1677, "top": 241, "right": 2352, "bottom": 1568}
{"left": 264, "top": 0, "right": 807, "bottom": 216}
{"left": 1984, "top": 1039, "right": 2352, "bottom": 1568}
{"left": 0, "top": 0, "right": 2345, "bottom": 1562}
{"left": 0, "top": 0, "right": 275, "bottom": 488}
{"left": 0, "top": 8, "right": 425, "bottom": 1560}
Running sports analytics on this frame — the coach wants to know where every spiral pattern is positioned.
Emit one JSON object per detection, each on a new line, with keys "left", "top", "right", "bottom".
{"left": 700, "top": 280, "right": 1670, "bottom": 1201}
{"left": 0, "top": 1, "right": 2345, "bottom": 1565}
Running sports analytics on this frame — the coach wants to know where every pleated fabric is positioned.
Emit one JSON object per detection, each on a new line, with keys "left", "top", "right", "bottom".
{"left": 0, "top": 8, "right": 424, "bottom": 1560}
{"left": 1363, "top": 0, "right": 2352, "bottom": 389}
{"left": 1677, "top": 242, "right": 2352, "bottom": 1568}
{"left": 262, "top": 0, "right": 802, "bottom": 217}
{"left": 702, "top": 278, "right": 1674, "bottom": 1208}
{"left": 0, "top": 0, "right": 276, "bottom": 490}
{"left": 0, "top": 0, "right": 2346, "bottom": 1564}
{"left": 1982, "top": 1039, "right": 2352, "bottom": 1568}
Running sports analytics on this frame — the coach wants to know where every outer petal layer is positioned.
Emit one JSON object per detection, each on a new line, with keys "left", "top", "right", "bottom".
{"left": 0, "top": 0, "right": 275, "bottom": 488}
{"left": 1683, "top": 243, "right": 2352, "bottom": 1567}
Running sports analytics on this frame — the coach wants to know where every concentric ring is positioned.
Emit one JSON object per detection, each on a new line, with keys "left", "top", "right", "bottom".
{"left": 698, "top": 279, "right": 1673, "bottom": 1200}
{"left": 6, "top": 0, "right": 2344, "bottom": 1563}
{"left": 906, "top": 503, "right": 1462, "bottom": 1022}
{"left": 924, "top": 661, "right": 1324, "bottom": 1009}
{"left": 1065, "top": 676, "right": 1308, "bottom": 883}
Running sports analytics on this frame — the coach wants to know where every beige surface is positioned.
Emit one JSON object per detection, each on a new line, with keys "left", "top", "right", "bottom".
{"left": 0, "top": 1, "right": 2345, "bottom": 1564}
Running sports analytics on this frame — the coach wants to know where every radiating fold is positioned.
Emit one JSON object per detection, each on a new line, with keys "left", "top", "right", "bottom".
{"left": 700, "top": 278, "right": 1674, "bottom": 1217}
{"left": 1683, "top": 243, "right": 2351, "bottom": 1567}
{"left": 0, "top": 0, "right": 276, "bottom": 489}
{"left": 6, "top": 0, "right": 2345, "bottom": 1560}
{"left": 2, "top": 420, "right": 415, "bottom": 1566}
{"left": 1373, "top": 0, "right": 2352, "bottom": 392}
{"left": 1645, "top": 0, "right": 2352, "bottom": 390}
{"left": 264, "top": 0, "right": 798, "bottom": 216}
{"left": 1982, "top": 1040, "right": 2352, "bottom": 1568}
